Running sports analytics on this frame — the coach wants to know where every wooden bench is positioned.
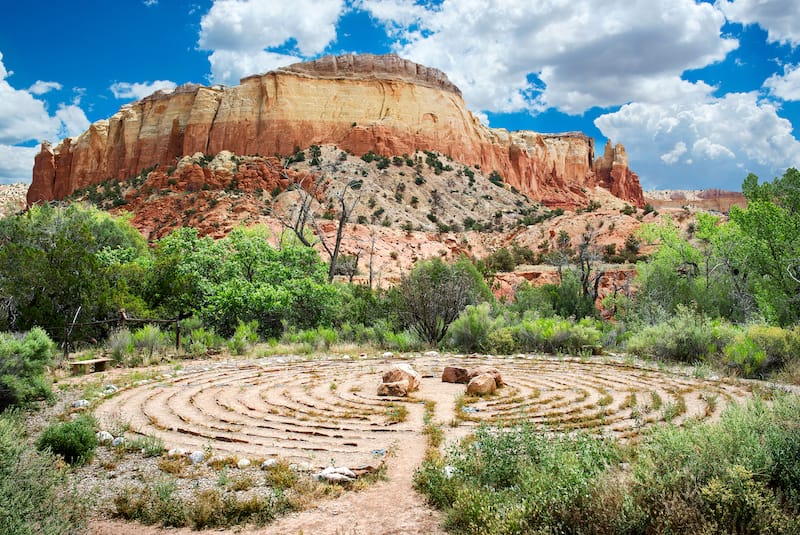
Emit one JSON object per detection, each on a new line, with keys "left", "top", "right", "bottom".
{"left": 69, "top": 358, "right": 112, "bottom": 375}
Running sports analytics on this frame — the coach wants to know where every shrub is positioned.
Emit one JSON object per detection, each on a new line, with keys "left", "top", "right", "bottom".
{"left": 131, "top": 324, "right": 168, "bottom": 363}
{"left": 446, "top": 303, "right": 495, "bottom": 353}
{"left": 625, "top": 306, "right": 737, "bottom": 362}
{"left": 0, "top": 412, "right": 87, "bottom": 533}
{"left": 227, "top": 320, "right": 259, "bottom": 355}
{"left": 724, "top": 336, "right": 767, "bottom": 377}
{"left": 0, "top": 328, "right": 55, "bottom": 410}
{"left": 416, "top": 395, "right": 800, "bottom": 534}
{"left": 36, "top": 414, "right": 97, "bottom": 466}
{"left": 107, "top": 328, "right": 134, "bottom": 363}
{"left": 186, "top": 327, "right": 224, "bottom": 355}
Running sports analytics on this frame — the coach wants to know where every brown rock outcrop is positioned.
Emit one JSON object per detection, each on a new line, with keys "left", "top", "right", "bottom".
{"left": 28, "top": 53, "right": 644, "bottom": 208}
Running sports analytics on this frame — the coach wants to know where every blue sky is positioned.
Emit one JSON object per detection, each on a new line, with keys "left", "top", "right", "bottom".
{"left": 1, "top": 0, "right": 800, "bottom": 191}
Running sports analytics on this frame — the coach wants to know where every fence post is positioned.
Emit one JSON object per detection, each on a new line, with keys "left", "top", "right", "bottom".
{"left": 175, "top": 316, "right": 181, "bottom": 351}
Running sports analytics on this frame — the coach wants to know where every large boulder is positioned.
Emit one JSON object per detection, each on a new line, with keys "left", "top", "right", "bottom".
{"left": 382, "top": 363, "right": 421, "bottom": 392}
{"left": 467, "top": 366, "right": 504, "bottom": 387}
{"left": 377, "top": 379, "right": 410, "bottom": 397}
{"left": 467, "top": 373, "right": 497, "bottom": 396}
{"left": 441, "top": 366, "right": 470, "bottom": 384}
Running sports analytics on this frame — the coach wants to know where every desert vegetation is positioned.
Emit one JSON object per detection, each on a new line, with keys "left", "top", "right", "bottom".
{"left": 0, "top": 168, "right": 798, "bottom": 533}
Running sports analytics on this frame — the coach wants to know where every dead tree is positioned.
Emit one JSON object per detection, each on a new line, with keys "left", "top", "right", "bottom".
{"left": 273, "top": 175, "right": 363, "bottom": 282}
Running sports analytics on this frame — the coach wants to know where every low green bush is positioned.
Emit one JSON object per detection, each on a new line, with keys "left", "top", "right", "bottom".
{"left": 625, "top": 306, "right": 737, "bottom": 362}
{"left": 0, "top": 412, "right": 87, "bottom": 534}
{"left": 446, "top": 303, "right": 496, "bottom": 353}
{"left": 131, "top": 324, "right": 168, "bottom": 363}
{"left": 227, "top": 320, "right": 259, "bottom": 355}
{"left": 36, "top": 414, "right": 97, "bottom": 466}
{"left": 0, "top": 328, "right": 55, "bottom": 410}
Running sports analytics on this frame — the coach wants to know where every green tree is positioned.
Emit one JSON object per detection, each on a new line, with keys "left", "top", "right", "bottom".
{"left": 729, "top": 169, "right": 800, "bottom": 325}
{"left": 0, "top": 204, "right": 148, "bottom": 338}
{"left": 397, "top": 257, "right": 490, "bottom": 344}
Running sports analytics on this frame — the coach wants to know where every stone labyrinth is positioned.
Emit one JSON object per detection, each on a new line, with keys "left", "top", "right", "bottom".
{"left": 96, "top": 355, "right": 754, "bottom": 468}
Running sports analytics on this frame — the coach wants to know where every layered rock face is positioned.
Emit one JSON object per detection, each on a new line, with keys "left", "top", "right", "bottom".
{"left": 28, "top": 53, "right": 643, "bottom": 208}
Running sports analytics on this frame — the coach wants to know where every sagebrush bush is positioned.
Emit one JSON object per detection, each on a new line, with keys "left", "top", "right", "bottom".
{"left": 625, "top": 306, "right": 737, "bottom": 362}
{"left": 446, "top": 303, "right": 495, "bottom": 352}
{"left": 227, "top": 320, "right": 259, "bottom": 355}
{"left": 0, "top": 412, "right": 87, "bottom": 534}
{"left": 36, "top": 414, "right": 97, "bottom": 466}
{"left": 186, "top": 326, "right": 223, "bottom": 355}
{"left": 0, "top": 328, "right": 55, "bottom": 410}
{"left": 131, "top": 324, "right": 168, "bottom": 363}
{"left": 107, "top": 328, "right": 133, "bottom": 363}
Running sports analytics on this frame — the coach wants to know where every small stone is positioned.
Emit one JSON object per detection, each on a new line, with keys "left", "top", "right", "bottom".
{"left": 189, "top": 451, "right": 205, "bottom": 464}
{"left": 290, "top": 462, "right": 313, "bottom": 472}
{"left": 443, "top": 465, "right": 456, "bottom": 479}
{"left": 71, "top": 399, "right": 90, "bottom": 409}
{"left": 237, "top": 458, "right": 251, "bottom": 469}
{"left": 168, "top": 448, "right": 186, "bottom": 458}
{"left": 96, "top": 431, "right": 114, "bottom": 444}
{"left": 467, "top": 373, "right": 497, "bottom": 396}
{"left": 382, "top": 352, "right": 394, "bottom": 358}
{"left": 111, "top": 437, "right": 125, "bottom": 447}
{"left": 102, "top": 384, "right": 119, "bottom": 394}
{"left": 424, "top": 350, "right": 440, "bottom": 358}
{"left": 261, "top": 459, "right": 278, "bottom": 470}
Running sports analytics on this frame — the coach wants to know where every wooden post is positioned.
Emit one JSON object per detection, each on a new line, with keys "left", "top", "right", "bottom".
{"left": 175, "top": 317, "right": 181, "bottom": 350}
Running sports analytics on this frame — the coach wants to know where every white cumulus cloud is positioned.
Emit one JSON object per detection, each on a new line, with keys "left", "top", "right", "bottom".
{"left": 717, "top": 0, "right": 800, "bottom": 46}
{"left": 110, "top": 80, "right": 178, "bottom": 100}
{"left": 199, "top": 0, "right": 346, "bottom": 84}
{"left": 359, "top": 0, "right": 737, "bottom": 114}
{"left": 0, "top": 144, "right": 39, "bottom": 185}
{"left": 595, "top": 92, "right": 800, "bottom": 188}
{"left": 28, "top": 80, "right": 62, "bottom": 95}
{"left": 0, "top": 51, "right": 90, "bottom": 183}
{"left": 764, "top": 63, "right": 800, "bottom": 101}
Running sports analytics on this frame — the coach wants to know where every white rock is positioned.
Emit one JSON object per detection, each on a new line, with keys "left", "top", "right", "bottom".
{"left": 443, "top": 465, "right": 456, "bottom": 479}
{"left": 290, "top": 462, "right": 313, "bottom": 472}
{"left": 382, "top": 352, "right": 394, "bottom": 358}
{"left": 96, "top": 431, "right": 114, "bottom": 444}
{"left": 167, "top": 448, "right": 186, "bottom": 458}
{"left": 111, "top": 437, "right": 125, "bottom": 447}
{"left": 261, "top": 459, "right": 278, "bottom": 470}
{"left": 102, "top": 384, "right": 119, "bottom": 394}
{"left": 237, "top": 458, "right": 251, "bottom": 469}
{"left": 315, "top": 467, "right": 355, "bottom": 483}
{"left": 189, "top": 451, "right": 205, "bottom": 464}
{"left": 71, "top": 399, "right": 90, "bottom": 409}
{"left": 424, "top": 350, "right": 440, "bottom": 358}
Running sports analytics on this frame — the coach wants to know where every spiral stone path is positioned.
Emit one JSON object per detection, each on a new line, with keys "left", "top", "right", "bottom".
{"left": 96, "top": 353, "right": 753, "bottom": 468}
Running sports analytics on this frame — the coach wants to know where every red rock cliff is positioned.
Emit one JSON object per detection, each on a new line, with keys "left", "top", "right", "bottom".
{"left": 27, "top": 53, "right": 644, "bottom": 208}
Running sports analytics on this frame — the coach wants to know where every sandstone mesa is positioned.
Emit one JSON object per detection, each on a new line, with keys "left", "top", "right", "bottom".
{"left": 27, "top": 53, "right": 644, "bottom": 208}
